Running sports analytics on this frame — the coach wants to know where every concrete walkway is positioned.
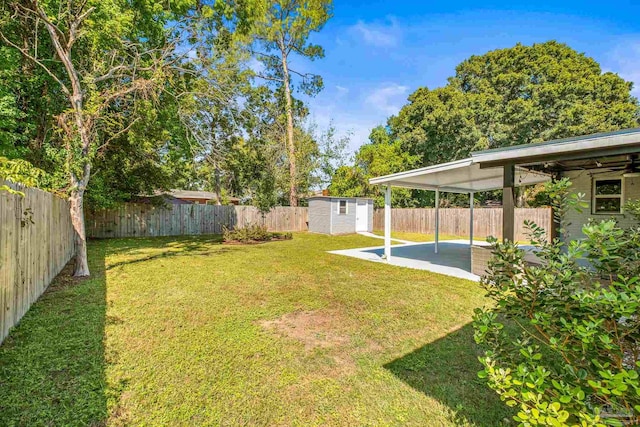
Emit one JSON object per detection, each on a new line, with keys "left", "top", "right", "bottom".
{"left": 329, "top": 240, "right": 490, "bottom": 282}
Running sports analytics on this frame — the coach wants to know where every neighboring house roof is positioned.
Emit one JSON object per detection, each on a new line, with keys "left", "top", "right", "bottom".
{"left": 133, "top": 194, "right": 193, "bottom": 205}
{"left": 307, "top": 196, "right": 374, "bottom": 201}
{"left": 162, "top": 190, "right": 240, "bottom": 202}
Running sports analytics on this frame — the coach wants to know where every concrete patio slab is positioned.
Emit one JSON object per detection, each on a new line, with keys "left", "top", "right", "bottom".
{"left": 328, "top": 240, "right": 490, "bottom": 282}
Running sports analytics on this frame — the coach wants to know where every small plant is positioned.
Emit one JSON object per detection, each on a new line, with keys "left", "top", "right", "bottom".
{"left": 222, "top": 223, "right": 292, "bottom": 244}
{"left": 474, "top": 180, "right": 640, "bottom": 427}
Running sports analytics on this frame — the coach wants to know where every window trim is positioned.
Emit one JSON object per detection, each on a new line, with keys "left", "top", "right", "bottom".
{"left": 337, "top": 199, "right": 348, "bottom": 215}
{"left": 592, "top": 177, "right": 624, "bottom": 215}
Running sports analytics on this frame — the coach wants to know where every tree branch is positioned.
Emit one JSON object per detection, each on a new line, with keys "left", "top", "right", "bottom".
{"left": 0, "top": 28, "right": 71, "bottom": 96}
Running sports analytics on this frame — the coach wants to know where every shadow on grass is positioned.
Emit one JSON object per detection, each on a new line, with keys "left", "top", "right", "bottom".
{"left": 0, "top": 243, "right": 109, "bottom": 426}
{"left": 384, "top": 323, "right": 513, "bottom": 426}
{"left": 103, "top": 235, "right": 231, "bottom": 270}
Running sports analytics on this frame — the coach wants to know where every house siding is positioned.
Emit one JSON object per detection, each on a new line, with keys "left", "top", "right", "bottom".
{"left": 308, "top": 198, "right": 332, "bottom": 234}
{"left": 563, "top": 170, "right": 640, "bottom": 240}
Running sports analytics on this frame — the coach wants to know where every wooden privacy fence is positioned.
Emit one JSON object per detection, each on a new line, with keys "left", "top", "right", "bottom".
{"left": 0, "top": 181, "right": 75, "bottom": 343}
{"left": 373, "top": 207, "right": 552, "bottom": 241}
{"left": 85, "top": 204, "right": 309, "bottom": 238}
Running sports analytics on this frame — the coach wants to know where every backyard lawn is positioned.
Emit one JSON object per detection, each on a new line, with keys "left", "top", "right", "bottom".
{"left": 0, "top": 232, "right": 511, "bottom": 426}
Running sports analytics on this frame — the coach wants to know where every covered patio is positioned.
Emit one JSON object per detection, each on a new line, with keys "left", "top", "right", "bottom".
{"left": 330, "top": 128, "right": 640, "bottom": 280}
{"left": 369, "top": 157, "right": 550, "bottom": 265}
{"left": 329, "top": 239, "right": 491, "bottom": 281}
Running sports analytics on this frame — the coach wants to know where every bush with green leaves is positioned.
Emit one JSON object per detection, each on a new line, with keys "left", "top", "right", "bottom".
{"left": 474, "top": 178, "right": 640, "bottom": 426}
{"left": 222, "top": 223, "right": 292, "bottom": 244}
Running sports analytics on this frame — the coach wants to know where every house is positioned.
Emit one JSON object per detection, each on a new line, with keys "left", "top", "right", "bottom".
{"left": 369, "top": 127, "right": 640, "bottom": 275}
{"left": 308, "top": 196, "right": 374, "bottom": 235}
{"left": 136, "top": 190, "right": 241, "bottom": 205}
{"left": 165, "top": 190, "right": 241, "bottom": 205}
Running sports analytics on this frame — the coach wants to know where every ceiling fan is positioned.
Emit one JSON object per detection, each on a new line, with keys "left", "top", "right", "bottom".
{"left": 623, "top": 155, "right": 640, "bottom": 178}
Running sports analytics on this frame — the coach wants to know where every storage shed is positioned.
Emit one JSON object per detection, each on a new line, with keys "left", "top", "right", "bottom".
{"left": 308, "top": 197, "right": 374, "bottom": 235}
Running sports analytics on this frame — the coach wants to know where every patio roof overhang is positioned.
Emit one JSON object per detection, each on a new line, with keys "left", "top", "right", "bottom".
{"left": 368, "top": 157, "right": 551, "bottom": 193}
{"left": 471, "top": 127, "right": 640, "bottom": 169}
{"left": 368, "top": 127, "right": 640, "bottom": 262}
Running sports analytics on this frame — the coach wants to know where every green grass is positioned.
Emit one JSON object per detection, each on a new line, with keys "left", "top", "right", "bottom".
{"left": 0, "top": 232, "right": 512, "bottom": 426}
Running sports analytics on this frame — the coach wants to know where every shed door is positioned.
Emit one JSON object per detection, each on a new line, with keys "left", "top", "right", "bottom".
{"left": 355, "top": 200, "right": 368, "bottom": 232}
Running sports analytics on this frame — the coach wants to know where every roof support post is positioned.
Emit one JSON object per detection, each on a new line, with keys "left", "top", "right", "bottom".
{"left": 549, "top": 171, "right": 562, "bottom": 242}
{"left": 469, "top": 191, "right": 474, "bottom": 247}
{"left": 384, "top": 185, "right": 392, "bottom": 261}
{"left": 503, "top": 164, "right": 516, "bottom": 243}
{"left": 435, "top": 189, "right": 440, "bottom": 254}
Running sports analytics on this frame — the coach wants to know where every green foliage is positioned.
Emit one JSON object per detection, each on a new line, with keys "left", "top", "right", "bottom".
{"left": 474, "top": 180, "right": 640, "bottom": 426}
{"left": 329, "top": 125, "right": 426, "bottom": 207}
{"left": 252, "top": 0, "right": 332, "bottom": 95}
{"left": 393, "top": 41, "right": 639, "bottom": 167}
{"left": 335, "top": 41, "right": 639, "bottom": 207}
{"left": 0, "top": 156, "right": 46, "bottom": 195}
{"left": 624, "top": 199, "right": 640, "bottom": 222}
{"left": 222, "top": 223, "right": 292, "bottom": 243}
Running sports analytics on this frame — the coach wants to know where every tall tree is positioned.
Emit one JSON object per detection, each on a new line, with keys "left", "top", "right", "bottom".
{"left": 252, "top": 0, "right": 332, "bottom": 206}
{"left": 178, "top": 21, "right": 252, "bottom": 205}
{"left": 334, "top": 41, "right": 640, "bottom": 207}
{"left": 0, "top": 0, "right": 188, "bottom": 276}
{"left": 391, "top": 41, "right": 640, "bottom": 167}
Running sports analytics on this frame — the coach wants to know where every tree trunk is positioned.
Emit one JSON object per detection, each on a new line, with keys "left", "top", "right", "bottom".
{"left": 214, "top": 165, "right": 222, "bottom": 206}
{"left": 69, "top": 184, "right": 90, "bottom": 276}
{"left": 280, "top": 45, "right": 298, "bottom": 207}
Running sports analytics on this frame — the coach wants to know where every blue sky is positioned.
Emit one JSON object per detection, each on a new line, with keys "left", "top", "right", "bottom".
{"left": 295, "top": 0, "right": 640, "bottom": 154}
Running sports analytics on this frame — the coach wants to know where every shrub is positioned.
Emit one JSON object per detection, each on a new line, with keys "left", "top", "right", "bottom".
{"left": 473, "top": 179, "right": 640, "bottom": 426}
{"left": 222, "top": 223, "right": 292, "bottom": 243}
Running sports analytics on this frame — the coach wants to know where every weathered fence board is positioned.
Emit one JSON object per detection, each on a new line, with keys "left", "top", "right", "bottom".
{"left": 0, "top": 181, "right": 75, "bottom": 343}
{"left": 373, "top": 207, "right": 551, "bottom": 241}
{"left": 85, "top": 204, "right": 309, "bottom": 238}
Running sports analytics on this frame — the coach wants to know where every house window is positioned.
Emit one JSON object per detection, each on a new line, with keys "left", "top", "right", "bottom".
{"left": 593, "top": 178, "right": 623, "bottom": 214}
{"left": 337, "top": 200, "right": 348, "bottom": 215}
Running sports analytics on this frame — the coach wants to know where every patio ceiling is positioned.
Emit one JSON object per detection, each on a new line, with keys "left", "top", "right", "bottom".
{"left": 368, "top": 157, "right": 551, "bottom": 193}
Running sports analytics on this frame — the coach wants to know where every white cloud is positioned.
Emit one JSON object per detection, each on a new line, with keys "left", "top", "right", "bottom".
{"left": 349, "top": 18, "right": 401, "bottom": 47}
{"left": 247, "top": 57, "right": 264, "bottom": 74}
{"left": 364, "top": 83, "right": 409, "bottom": 115}
{"left": 605, "top": 40, "right": 640, "bottom": 96}
{"left": 335, "top": 85, "right": 349, "bottom": 95}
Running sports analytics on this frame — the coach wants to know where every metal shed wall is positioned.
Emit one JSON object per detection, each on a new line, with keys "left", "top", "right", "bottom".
{"left": 330, "top": 198, "right": 357, "bottom": 234}
{"left": 308, "top": 197, "right": 374, "bottom": 235}
{"left": 308, "top": 198, "right": 332, "bottom": 234}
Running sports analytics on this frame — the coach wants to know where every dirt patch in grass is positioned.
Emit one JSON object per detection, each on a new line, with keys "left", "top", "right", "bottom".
{"left": 260, "top": 309, "right": 360, "bottom": 378}
{"left": 260, "top": 310, "right": 350, "bottom": 350}
{"left": 46, "top": 258, "right": 89, "bottom": 292}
